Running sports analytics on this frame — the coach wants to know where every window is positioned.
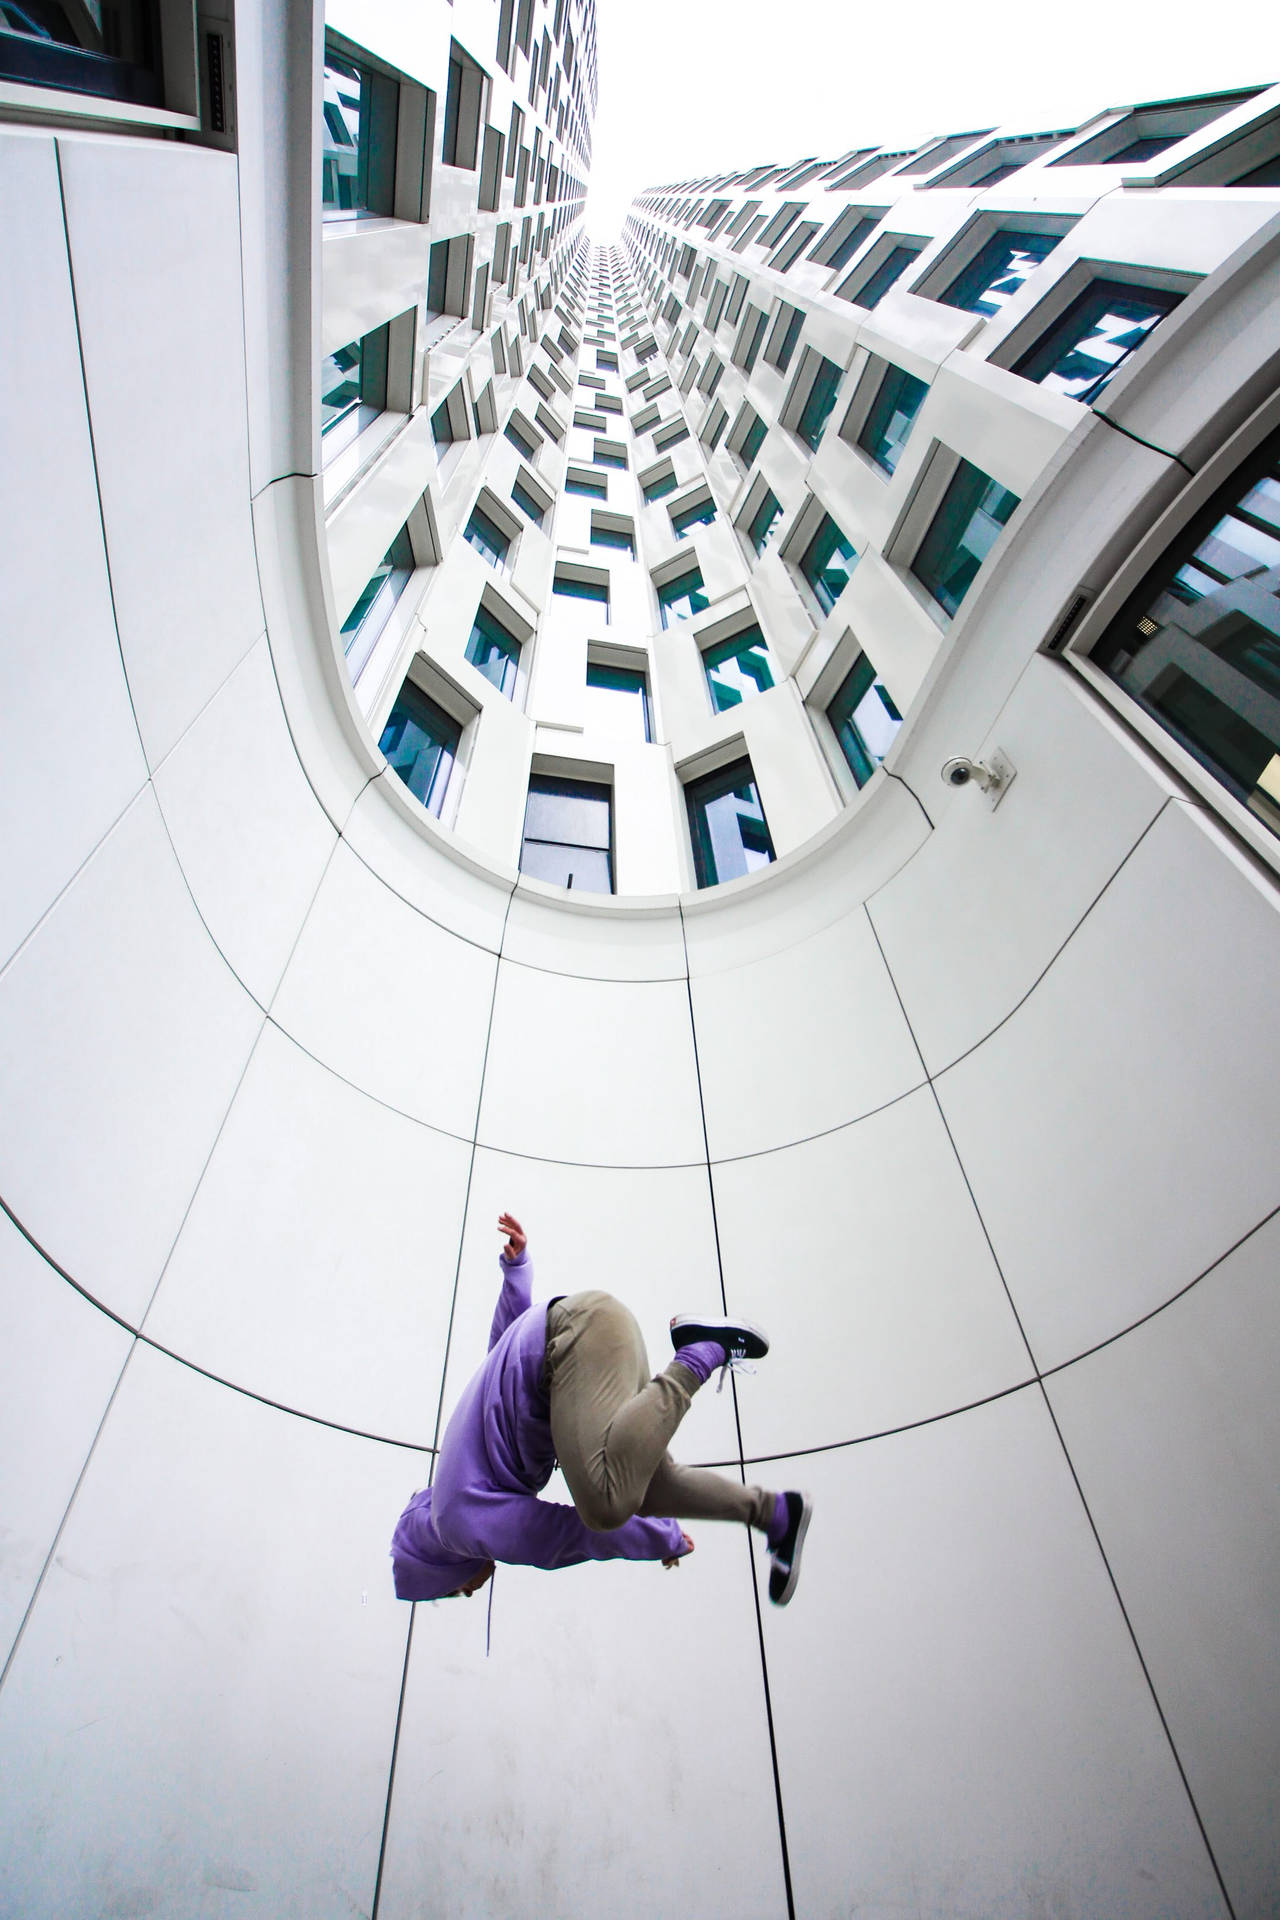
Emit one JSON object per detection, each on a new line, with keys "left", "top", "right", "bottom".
{"left": 642, "top": 466, "right": 679, "bottom": 503}
{"left": 593, "top": 439, "right": 627, "bottom": 468}
{"left": 553, "top": 570, "right": 610, "bottom": 618}
{"left": 464, "top": 504, "right": 511, "bottom": 566}
{"left": 844, "top": 243, "right": 923, "bottom": 310}
{"left": 341, "top": 528, "right": 415, "bottom": 680}
{"left": 797, "top": 356, "right": 843, "bottom": 451}
{"left": 765, "top": 304, "right": 805, "bottom": 374}
{"left": 442, "top": 41, "right": 486, "bottom": 169}
{"left": 686, "top": 759, "right": 775, "bottom": 887}
{"left": 512, "top": 478, "right": 547, "bottom": 526}
{"left": 521, "top": 776, "right": 613, "bottom": 892}
{"left": 799, "top": 514, "right": 857, "bottom": 615}
{"left": 912, "top": 461, "right": 1020, "bottom": 616}
{"left": 574, "top": 409, "right": 608, "bottom": 431}
{"left": 657, "top": 568, "right": 709, "bottom": 628}
{"left": 654, "top": 420, "right": 690, "bottom": 451}
{"left": 320, "top": 326, "right": 389, "bottom": 455}
{"left": 379, "top": 682, "right": 462, "bottom": 815}
{"left": 746, "top": 490, "right": 783, "bottom": 554}
{"left": 813, "top": 211, "right": 879, "bottom": 273}
{"left": 858, "top": 365, "right": 929, "bottom": 474}
{"left": 671, "top": 496, "right": 717, "bottom": 539}
{"left": 738, "top": 411, "right": 767, "bottom": 467}
{"left": 566, "top": 468, "right": 607, "bottom": 498}
{"left": 703, "top": 627, "right": 774, "bottom": 712}
{"left": 322, "top": 51, "right": 398, "bottom": 218}
{"left": 432, "top": 383, "right": 470, "bottom": 447}
{"left": 590, "top": 517, "right": 635, "bottom": 556}
{"left": 465, "top": 604, "right": 522, "bottom": 696}
{"left": 0, "top": 0, "right": 162, "bottom": 104}
{"left": 939, "top": 229, "right": 1061, "bottom": 319}
{"left": 597, "top": 350, "right": 618, "bottom": 371}
{"left": 585, "top": 663, "right": 651, "bottom": 742}
{"left": 505, "top": 417, "right": 538, "bottom": 458}
{"left": 827, "top": 654, "right": 902, "bottom": 786}
{"left": 1011, "top": 279, "right": 1184, "bottom": 405}
{"left": 1091, "top": 431, "right": 1280, "bottom": 839}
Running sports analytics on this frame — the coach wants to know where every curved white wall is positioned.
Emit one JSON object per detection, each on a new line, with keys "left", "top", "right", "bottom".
{"left": 2, "top": 51, "right": 1279, "bottom": 1920}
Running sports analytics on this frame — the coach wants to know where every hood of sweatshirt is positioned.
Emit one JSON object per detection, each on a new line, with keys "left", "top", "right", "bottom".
{"left": 390, "top": 1486, "right": 491, "bottom": 1601}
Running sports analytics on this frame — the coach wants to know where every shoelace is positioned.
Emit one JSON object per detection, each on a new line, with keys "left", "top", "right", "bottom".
{"left": 716, "top": 1354, "right": 757, "bottom": 1393}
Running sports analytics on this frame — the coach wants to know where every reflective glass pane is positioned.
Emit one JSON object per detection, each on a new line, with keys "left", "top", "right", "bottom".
{"left": 671, "top": 498, "right": 716, "bottom": 538}
{"left": 1013, "top": 279, "right": 1183, "bottom": 405}
{"left": 657, "top": 568, "right": 709, "bottom": 628}
{"left": 850, "top": 244, "right": 920, "bottom": 310}
{"left": 518, "top": 841, "right": 613, "bottom": 892}
{"left": 686, "top": 759, "right": 775, "bottom": 888}
{"left": 465, "top": 605, "right": 521, "bottom": 697}
{"left": 590, "top": 524, "right": 635, "bottom": 553}
{"left": 740, "top": 414, "right": 767, "bottom": 465}
{"left": 511, "top": 480, "right": 545, "bottom": 525}
{"left": 322, "top": 56, "right": 367, "bottom": 214}
{"left": 941, "top": 229, "right": 1059, "bottom": 318}
{"left": 464, "top": 506, "right": 511, "bottom": 566}
{"left": 378, "top": 682, "right": 462, "bottom": 815}
{"left": 912, "top": 461, "right": 1020, "bottom": 616}
{"left": 585, "top": 664, "right": 650, "bottom": 742}
{"left": 858, "top": 364, "right": 928, "bottom": 474}
{"left": 797, "top": 356, "right": 842, "bottom": 451}
{"left": 1093, "top": 436, "right": 1280, "bottom": 835}
{"left": 800, "top": 514, "right": 858, "bottom": 615}
{"left": 643, "top": 470, "right": 678, "bottom": 502}
{"left": 340, "top": 527, "right": 414, "bottom": 680}
{"left": 320, "top": 341, "right": 362, "bottom": 436}
{"left": 827, "top": 653, "right": 902, "bottom": 786}
{"left": 703, "top": 628, "right": 775, "bottom": 712}
{"left": 566, "top": 473, "right": 607, "bottom": 496}
{"left": 553, "top": 574, "right": 610, "bottom": 607}
{"left": 0, "top": 0, "right": 161, "bottom": 103}
{"left": 523, "top": 776, "right": 611, "bottom": 849}
{"left": 748, "top": 490, "right": 782, "bottom": 554}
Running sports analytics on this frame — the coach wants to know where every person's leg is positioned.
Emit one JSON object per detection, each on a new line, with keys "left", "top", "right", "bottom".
{"left": 547, "top": 1291, "right": 710, "bottom": 1532}
{"left": 638, "top": 1455, "right": 776, "bottom": 1533}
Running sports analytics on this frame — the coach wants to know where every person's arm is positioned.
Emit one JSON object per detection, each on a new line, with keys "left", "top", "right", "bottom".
{"left": 488, "top": 1211, "right": 532, "bottom": 1351}
{"left": 448, "top": 1481, "right": 686, "bottom": 1571}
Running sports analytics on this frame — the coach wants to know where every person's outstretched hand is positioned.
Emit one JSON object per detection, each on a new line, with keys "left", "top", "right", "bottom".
{"left": 663, "top": 1531, "right": 694, "bottom": 1569}
{"left": 498, "top": 1212, "right": 527, "bottom": 1260}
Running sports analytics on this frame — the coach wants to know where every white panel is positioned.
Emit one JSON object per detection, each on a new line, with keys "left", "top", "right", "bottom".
{"left": 152, "top": 636, "right": 337, "bottom": 1005}
{"left": 0, "top": 1215, "right": 131, "bottom": 1667}
{"left": 693, "top": 902, "right": 924, "bottom": 1157}
{"left": 379, "top": 1510, "right": 785, "bottom": 1920}
{"left": 761, "top": 1392, "right": 1227, "bottom": 1919}
{"left": 502, "top": 888, "right": 686, "bottom": 979}
{"left": 0, "top": 132, "right": 146, "bottom": 967}
{"left": 478, "top": 960, "right": 705, "bottom": 1166}
{"left": 0, "top": 1343, "right": 414, "bottom": 1920}
{"left": 57, "top": 138, "right": 265, "bottom": 766}
{"left": 145, "top": 1022, "right": 469, "bottom": 1441}
{"left": 0, "top": 791, "right": 261, "bottom": 1322}
{"left": 937, "top": 803, "right": 1280, "bottom": 1370}
{"left": 343, "top": 774, "right": 514, "bottom": 952}
{"left": 714, "top": 1088, "right": 1032, "bottom": 1455}
{"left": 870, "top": 658, "right": 1180, "bottom": 1071}
{"left": 436, "top": 1149, "right": 738, "bottom": 1470}
{"left": 1048, "top": 1211, "right": 1280, "bottom": 1920}
{"left": 271, "top": 839, "right": 496, "bottom": 1134}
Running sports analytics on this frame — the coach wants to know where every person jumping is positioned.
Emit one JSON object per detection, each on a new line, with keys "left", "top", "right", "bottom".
{"left": 391, "top": 1212, "right": 811, "bottom": 1607}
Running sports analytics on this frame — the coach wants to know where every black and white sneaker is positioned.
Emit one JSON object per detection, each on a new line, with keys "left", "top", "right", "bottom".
{"left": 670, "top": 1314, "right": 770, "bottom": 1394}
{"left": 768, "top": 1492, "right": 812, "bottom": 1607}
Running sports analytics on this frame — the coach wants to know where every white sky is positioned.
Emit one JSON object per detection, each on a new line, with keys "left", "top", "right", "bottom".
{"left": 584, "top": 0, "right": 1276, "bottom": 239}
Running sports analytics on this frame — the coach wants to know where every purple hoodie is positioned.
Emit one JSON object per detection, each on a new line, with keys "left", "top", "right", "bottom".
{"left": 391, "top": 1249, "right": 685, "bottom": 1600}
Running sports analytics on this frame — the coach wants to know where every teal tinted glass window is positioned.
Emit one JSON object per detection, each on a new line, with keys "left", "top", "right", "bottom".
{"left": 511, "top": 480, "right": 546, "bottom": 525}
{"left": 642, "top": 469, "right": 678, "bottom": 503}
{"left": 747, "top": 490, "right": 783, "bottom": 554}
{"left": 591, "top": 523, "right": 635, "bottom": 554}
{"left": 585, "top": 663, "right": 650, "bottom": 742}
{"left": 465, "top": 604, "right": 522, "bottom": 696}
{"left": 553, "top": 573, "right": 610, "bottom": 614}
{"left": 740, "top": 413, "right": 767, "bottom": 466}
{"left": 574, "top": 409, "right": 607, "bottom": 430}
{"left": 703, "top": 627, "right": 775, "bottom": 712}
{"left": 851, "top": 244, "right": 921, "bottom": 310}
{"left": 858, "top": 365, "right": 928, "bottom": 474}
{"left": 566, "top": 471, "right": 607, "bottom": 497}
{"left": 827, "top": 653, "right": 902, "bottom": 786}
{"left": 671, "top": 497, "right": 717, "bottom": 539}
{"left": 505, "top": 420, "right": 536, "bottom": 458}
{"left": 321, "top": 340, "right": 363, "bottom": 436}
{"left": 322, "top": 55, "right": 368, "bottom": 213}
{"left": 941, "top": 229, "right": 1060, "bottom": 318}
{"left": 594, "top": 441, "right": 627, "bottom": 468}
{"left": 799, "top": 514, "right": 857, "bottom": 615}
{"left": 686, "top": 759, "right": 775, "bottom": 888}
{"left": 0, "top": 0, "right": 160, "bottom": 104}
{"left": 378, "top": 682, "right": 461, "bottom": 815}
{"left": 1109, "top": 134, "right": 1180, "bottom": 163}
{"left": 1012, "top": 279, "right": 1183, "bottom": 406}
{"left": 1092, "top": 432, "right": 1280, "bottom": 836}
{"left": 826, "top": 215, "right": 877, "bottom": 273}
{"left": 774, "top": 306, "right": 804, "bottom": 373}
{"left": 657, "top": 568, "right": 709, "bottom": 628}
{"left": 464, "top": 505, "right": 511, "bottom": 566}
{"left": 912, "top": 461, "right": 1020, "bottom": 616}
{"left": 521, "top": 776, "right": 613, "bottom": 892}
{"left": 797, "top": 356, "right": 842, "bottom": 451}
{"left": 340, "top": 527, "right": 414, "bottom": 681}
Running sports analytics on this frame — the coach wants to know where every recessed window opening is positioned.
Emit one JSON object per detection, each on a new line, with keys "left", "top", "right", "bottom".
{"left": 553, "top": 567, "right": 611, "bottom": 617}
{"left": 685, "top": 757, "right": 775, "bottom": 887}
{"left": 320, "top": 325, "right": 389, "bottom": 456}
{"left": 656, "top": 566, "right": 709, "bottom": 628}
{"left": 799, "top": 512, "right": 858, "bottom": 615}
{"left": 464, "top": 502, "right": 512, "bottom": 566}
{"left": 511, "top": 475, "right": 548, "bottom": 525}
{"left": 442, "top": 40, "right": 487, "bottom": 169}
{"left": 939, "top": 228, "right": 1063, "bottom": 319}
{"left": 465, "top": 603, "right": 522, "bottom": 696}
{"left": 827, "top": 653, "right": 902, "bottom": 785}
{"left": 585, "top": 660, "right": 651, "bottom": 742}
{"left": 590, "top": 514, "right": 636, "bottom": 556}
{"left": 745, "top": 488, "right": 783, "bottom": 555}
{"left": 670, "top": 493, "right": 717, "bottom": 539}
{"left": 857, "top": 364, "right": 929, "bottom": 474}
{"left": 341, "top": 526, "right": 416, "bottom": 680}
{"left": 796, "top": 356, "right": 843, "bottom": 451}
{"left": 702, "top": 626, "right": 775, "bottom": 712}
{"left": 1011, "top": 278, "right": 1184, "bottom": 405}
{"left": 521, "top": 775, "right": 613, "bottom": 892}
{"left": 840, "top": 242, "right": 924, "bottom": 310}
{"left": 379, "top": 681, "right": 463, "bottom": 816}
{"left": 642, "top": 463, "right": 679, "bottom": 503}
{"left": 566, "top": 466, "right": 608, "bottom": 497}
{"left": 912, "top": 460, "right": 1021, "bottom": 616}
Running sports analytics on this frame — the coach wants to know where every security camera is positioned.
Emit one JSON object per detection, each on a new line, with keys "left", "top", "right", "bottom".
{"left": 940, "top": 750, "right": 1016, "bottom": 808}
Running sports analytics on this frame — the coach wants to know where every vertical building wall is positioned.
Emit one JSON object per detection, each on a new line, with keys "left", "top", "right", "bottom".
{"left": 0, "top": 7, "right": 1279, "bottom": 1917}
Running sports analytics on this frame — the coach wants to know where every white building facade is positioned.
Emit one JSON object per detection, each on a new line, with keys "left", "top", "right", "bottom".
{"left": 2, "top": 0, "right": 1279, "bottom": 1913}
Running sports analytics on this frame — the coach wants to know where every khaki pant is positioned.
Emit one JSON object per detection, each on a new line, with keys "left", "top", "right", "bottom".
{"left": 545, "top": 1290, "right": 774, "bottom": 1534}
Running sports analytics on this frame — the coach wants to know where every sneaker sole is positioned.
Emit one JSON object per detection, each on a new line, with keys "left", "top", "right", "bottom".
{"left": 770, "top": 1494, "right": 812, "bottom": 1607}
{"left": 670, "top": 1314, "right": 769, "bottom": 1361}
